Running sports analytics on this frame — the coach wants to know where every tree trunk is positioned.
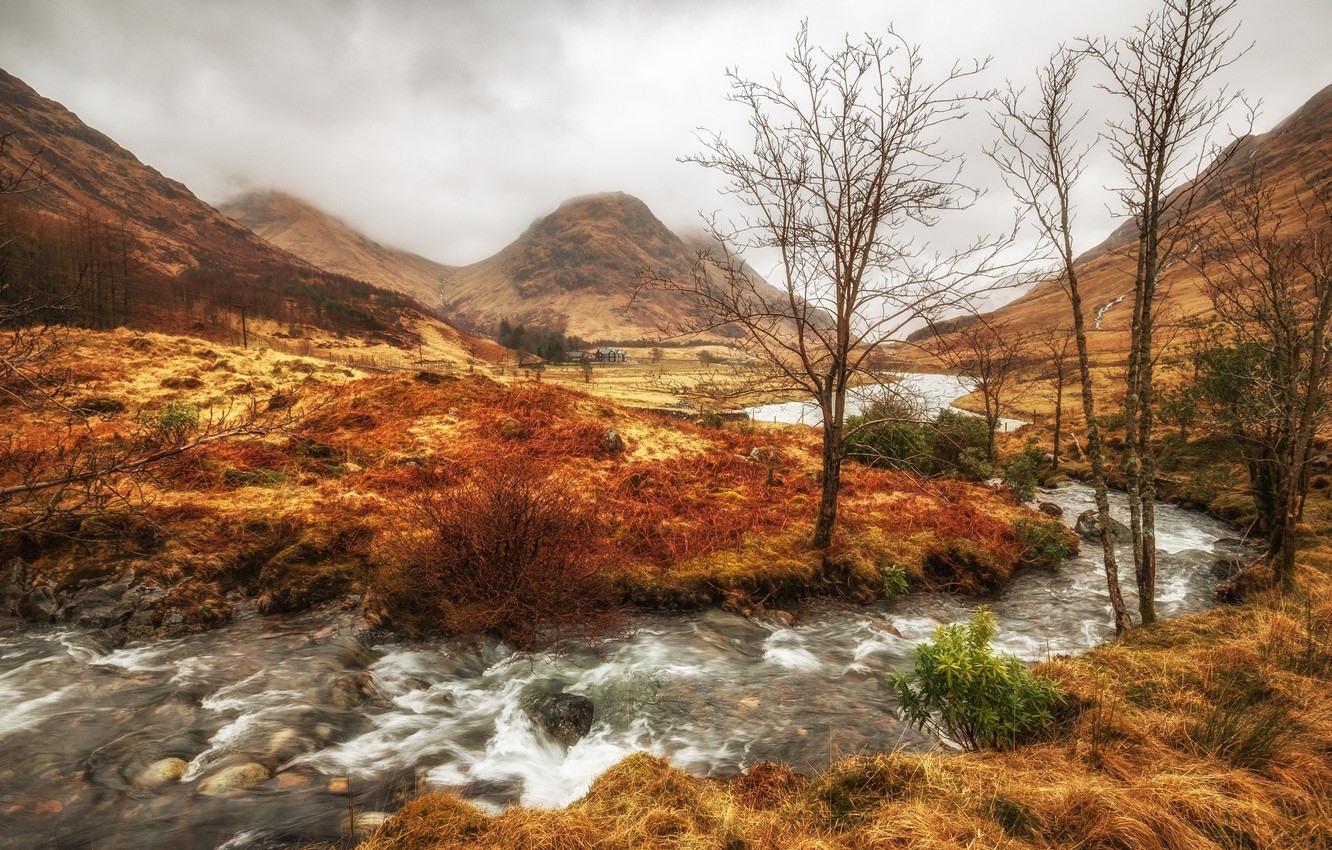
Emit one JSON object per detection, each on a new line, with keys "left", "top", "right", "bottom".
{"left": 1052, "top": 379, "right": 1063, "bottom": 469}
{"left": 1067, "top": 269, "right": 1132, "bottom": 633}
{"left": 812, "top": 413, "right": 843, "bottom": 551}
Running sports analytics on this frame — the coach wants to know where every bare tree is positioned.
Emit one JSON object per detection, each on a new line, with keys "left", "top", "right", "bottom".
{"left": 927, "top": 315, "right": 1028, "bottom": 464}
{"left": 1086, "top": 0, "right": 1247, "bottom": 624}
{"left": 1035, "top": 324, "right": 1077, "bottom": 469}
{"left": 1189, "top": 173, "right": 1332, "bottom": 592}
{"left": 990, "top": 49, "right": 1133, "bottom": 632}
{"left": 645, "top": 22, "right": 997, "bottom": 550}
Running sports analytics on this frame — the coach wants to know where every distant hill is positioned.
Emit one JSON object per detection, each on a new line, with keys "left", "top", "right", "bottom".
{"left": 949, "top": 82, "right": 1332, "bottom": 358}
{"left": 0, "top": 67, "right": 492, "bottom": 366}
{"left": 437, "top": 191, "right": 779, "bottom": 345}
{"left": 218, "top": 190, "right": 457, "bottom": 312}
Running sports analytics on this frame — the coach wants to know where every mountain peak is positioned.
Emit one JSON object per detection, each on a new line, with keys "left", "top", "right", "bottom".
{"left": 218, "top": 189, "right": 457, "bottom": 310}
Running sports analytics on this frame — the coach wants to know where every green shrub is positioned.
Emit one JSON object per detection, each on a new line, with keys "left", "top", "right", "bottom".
{"left": 146, "top": 401, "right": 199, "bottom": 446}
{"left": 888, "top": 607, "right": 1063, "bottom": 750}
{"left": 1011, "top": 516, "right": 1071, "bottom": 570}
{"left": 881, "top": 563, "right": 909, "bottom": 596}
{"left": 930, "top": 409, "right": 991, "bottom": 479}
{"left": 1002, "top": 445, "right": 1042, "bottom": 502}
{"left": 844, "top": 418, "right": 931, "bottom": 473}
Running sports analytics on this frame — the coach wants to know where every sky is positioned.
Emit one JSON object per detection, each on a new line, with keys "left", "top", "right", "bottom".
{"left": 1, "top": 0, "right": 1330, "bottom": 270}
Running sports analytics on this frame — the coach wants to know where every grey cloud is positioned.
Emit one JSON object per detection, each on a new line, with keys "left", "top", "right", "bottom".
{"left": 0, "top": 0, "right": 1329, "bottom": 266}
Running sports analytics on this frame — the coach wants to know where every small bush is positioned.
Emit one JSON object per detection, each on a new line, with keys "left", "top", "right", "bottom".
{"left": 145, "top": 401, "right": 199, "bottom": 446}
{"left": 1011, "top": 516, "right": 1072, "bottom": 570}
{"left": 930, "top": 409, "right": 991, "bottom": 479}
{"left": 844, "top": 418, "right": 931, "bottom": 473}
{"left": 881, "top": 562, "right": 909, "bottom": 596}
{"left": 375, "top": 459, "right": 620, "bottom": 650}
{"left": 888, "top": 607, "right": 1063, "bottom": 750}
{"left": 1002, "top": 444, "right": 1042, "bottom": 502}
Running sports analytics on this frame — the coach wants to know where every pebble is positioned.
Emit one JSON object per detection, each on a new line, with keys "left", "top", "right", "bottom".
{"left": 197, "top": 762, "right": 271, "bottom": 797}
{"left": 135, "top": 757, "right": 189, "bottom": 790}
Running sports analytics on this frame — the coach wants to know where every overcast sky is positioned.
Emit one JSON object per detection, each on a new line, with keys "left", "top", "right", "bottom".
{"left": 2, "top": 0, "right": 1330, "bottom": 269}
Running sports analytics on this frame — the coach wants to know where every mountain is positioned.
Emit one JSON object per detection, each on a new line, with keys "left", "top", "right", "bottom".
{"left": 0, "top": 68, "right": 296, "bottom": 275}
{"left": 0, "top": 67, "right": 491, "bottom": 366}
{"left": 437, "top": 191, "right": 767, "bottom": 344}
{"left": 218, "top": 190, "right": 457, "bottom": 312}
{"left": 965, "top": 83, "right": 1332, "bottom": 356}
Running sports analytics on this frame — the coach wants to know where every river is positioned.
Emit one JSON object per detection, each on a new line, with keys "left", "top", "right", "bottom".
{"left": 745, "top": 372, "right": 1027, "bottom": 431}
{"left": 0, "top": 484, "right": 1251, "bottom": 849}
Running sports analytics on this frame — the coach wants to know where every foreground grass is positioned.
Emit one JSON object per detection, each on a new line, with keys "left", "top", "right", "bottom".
{"left": 352, "top": 553, "right": 1332, "bottom": 849}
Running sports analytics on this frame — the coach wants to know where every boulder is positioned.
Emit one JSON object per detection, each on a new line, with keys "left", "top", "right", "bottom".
{"left": 1074, "top": 509, "right": 1131, "bottom": 542}
{"left": 62, "top": 573, "right": 138, "bottom": 629}
{"left": 603, "top": 427, "right": 625, "bottom": 454}
{"left": 756, "top": 609, "right": 795, "bottom": 628}
{"left": 329, "top": 670, "right": 389, "bottom": 710}
{"left": 17, "top": 586, "right": 59, "bottom": 624}
{"left": 1037, "top": 501, "right": 1064, "bottom": 518}
{"left": 531, "top": 693, "right": 595, "bottom": 747}
{"left": 197, "top": 762, "right": 271, "bottom": 796}
{"left": 134, "top": 758, "right": 189, "bottom": 791}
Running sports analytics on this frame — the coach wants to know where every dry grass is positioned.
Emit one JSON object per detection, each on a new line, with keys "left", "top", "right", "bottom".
{"left": 3, "top": 329, "right": 1046, "bottom": 629}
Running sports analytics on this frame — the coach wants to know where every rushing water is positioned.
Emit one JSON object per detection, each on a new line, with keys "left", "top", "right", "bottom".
{"left": 0, "top": 484, "right": 1252, "bottom": 850}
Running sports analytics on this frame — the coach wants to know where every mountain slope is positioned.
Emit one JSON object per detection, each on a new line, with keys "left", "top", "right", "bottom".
{"left": 0, "top": 68, "right": 297, "bottom": 275}
{"left": 0, "top": 67, "right": 494, "bottom": 367}
{"left": 218, "top": 190, "right": 456, "bottom": 311}
{"left": 974, "top": 82, "right": 1332, "bottom": 354}
{"left": 438, "top": 192, "right": 762, "bottom": 344}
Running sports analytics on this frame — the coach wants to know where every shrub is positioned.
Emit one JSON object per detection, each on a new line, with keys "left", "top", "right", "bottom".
{"left": 1002, "top": 444, "right": 1042, "bottom": 502}
{"left": 843, "top": 418, "right": 931, "bottom": 473}
{"left": 888, "top": 607, "right": 1063, "bottom": 750}
{"left": 930, "top": 409, "right": 991, "bottom": 479}
{"left": 1011, "top": 516, "right": 1072, "bottom": 570}
{"left": 146, "top": 401, "right": 199, "bottom": 446}
{"left": 375, "top": 459, "right": 620, "bottom": 650}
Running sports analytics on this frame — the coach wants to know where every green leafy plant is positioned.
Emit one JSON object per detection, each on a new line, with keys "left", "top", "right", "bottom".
{"left": 930, "top": 409, "right": 991, "bottom": 479}
{"left": 1002, "top": 444, "right": 1043, "bottom": 502}
{"left": 147, "top": 401, "right": 199, "bottom": 446}
{"left": 881, "top": 562, "right": 909, "bottom": 596}
{"left": 888, "top": 607, "right": 1063, "bottom": 750}
{"left": 1011, "top": 516, "right": 1071, "bottom": 570}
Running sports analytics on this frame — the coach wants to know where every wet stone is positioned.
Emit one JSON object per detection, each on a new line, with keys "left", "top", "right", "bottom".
{"left": 531, "top": 693, "right": 595, "bottom": 747}
{"left": 197, "top": 762, "right": 271, "bottom": 797}
{"left": 135, "top": 758, "right": 188, "bottom": 791}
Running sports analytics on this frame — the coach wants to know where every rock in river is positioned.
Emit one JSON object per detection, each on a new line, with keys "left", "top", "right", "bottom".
{"left": 197, "top": 762, "right": 271, "bottom": 797}
{"left": 531, "top": 693, "right": 595, "bottom": 747}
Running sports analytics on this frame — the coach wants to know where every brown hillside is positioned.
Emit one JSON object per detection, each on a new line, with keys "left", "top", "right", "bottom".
{"left": 438, "top": 191, "right": 767, "bottom": 344}
{"left": 0, "top": 67, "right": 494, "bottom": 368}
{"left": 218, "top": 189, "right": 457, "bottom": 311}
{"left": 964, "top": 83, "right": 1332, "bottom": 358}
{"left": 0, "top": 68, "right": 298, "bottom": 275}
